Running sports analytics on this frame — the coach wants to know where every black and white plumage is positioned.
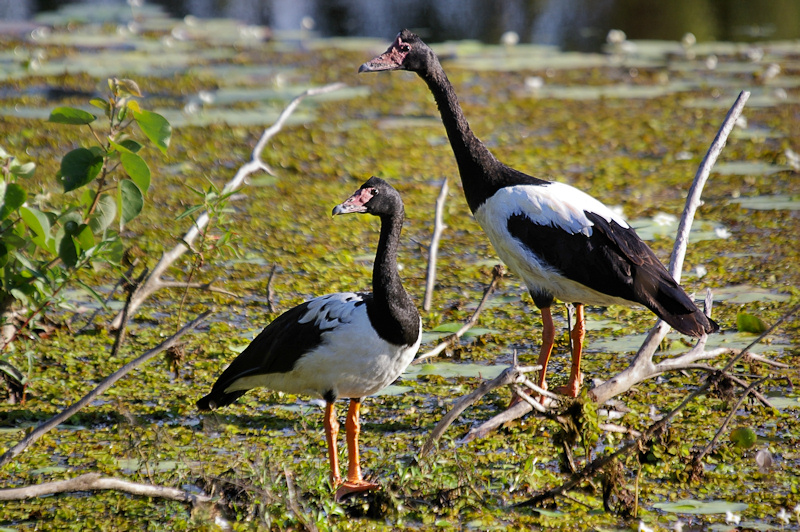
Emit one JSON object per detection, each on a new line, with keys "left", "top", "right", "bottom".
{"left": 359, "top": 30, "right": 718, "bottom": 398}
{"left": 197, "top": 176, "right": 421, "bottom": 499}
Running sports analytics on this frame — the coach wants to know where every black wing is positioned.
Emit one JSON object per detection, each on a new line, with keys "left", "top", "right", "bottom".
{"left": 196, "top": 301, "right": 323, "bottom": 410}
{"left": 507, "top": 212, "right": 718, "bottom": 336}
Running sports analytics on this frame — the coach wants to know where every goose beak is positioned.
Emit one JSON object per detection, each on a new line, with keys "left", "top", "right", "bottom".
{"left": 358, "top": 55, "right": 402, "bottom": 73}
{"left": 359, "top": 35, "right": 407, "bottom": 72}
{"left": 333, "top": 189, "right": 370, "bottom": 216}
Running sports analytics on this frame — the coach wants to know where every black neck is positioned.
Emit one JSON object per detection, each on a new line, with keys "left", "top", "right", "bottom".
{"left": 419, "top": 56, "right": 548, "bottom": 212}
{"left": 369, "top": 207, "right": 420, "bottom": 346}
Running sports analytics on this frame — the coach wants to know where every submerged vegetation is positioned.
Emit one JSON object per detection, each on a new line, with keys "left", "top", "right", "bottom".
{"left": 0, "top": 3, "right": 798, "bottom": 530}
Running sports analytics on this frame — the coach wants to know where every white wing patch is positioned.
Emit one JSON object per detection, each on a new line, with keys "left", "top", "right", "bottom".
{"left": 297, "top": 292, "right": 364, "bottom": 331}
{"left": 474, "top": 183, "right": 635, "bottom": 306}
{"left": 483, "top": 183, "right": 629, "bottom": 236}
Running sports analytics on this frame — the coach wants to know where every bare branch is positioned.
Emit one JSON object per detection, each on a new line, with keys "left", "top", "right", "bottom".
{"left": 590, "top": 90, "right": 750, "bottom": 405}
{"left": 110, "top": 83, "right": 346, "bottom": 329}
{"left": 419, "top": 363, "right": 536, "bottom": 457}
{"left": 414, "top": 265, "right": 505, "bottom": 364}
{"left": 0, "top": 473, "right": 212, "bottom": 504}
{"left": 423, "top": 178, "right": 448, "bottom": 312}
{"left": 0, "top": 310, "right": 213, "bottom": 468}
{"left": 691, "top": 376, "right": 770, "bottom": 467}
{"left": 266, "top": 263, "right": 278, "bottom": 313}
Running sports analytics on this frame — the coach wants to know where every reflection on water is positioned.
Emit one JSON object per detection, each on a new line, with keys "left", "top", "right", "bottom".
{"left": 1, "top": 0, "right": 799, "bottom": 51}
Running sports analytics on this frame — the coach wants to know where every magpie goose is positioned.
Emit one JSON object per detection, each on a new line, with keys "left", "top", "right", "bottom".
{"left": 359, "top": 30, "right": 718, "bottom": 398}
{"left": 197, "top": 177, "right": 421, "bottom": 499}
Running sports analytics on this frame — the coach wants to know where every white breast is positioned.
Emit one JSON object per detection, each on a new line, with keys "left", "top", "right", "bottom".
{"left": 474, "top": 183, "right": 634, "bottom": 306}
{"left": 234, "top": 296, "right": 422, "bottom": 399}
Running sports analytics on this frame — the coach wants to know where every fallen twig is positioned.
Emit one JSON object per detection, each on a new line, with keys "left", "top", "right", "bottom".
{"left": 423, "top": 178, "right": 449, "bottom": 312}
{"left": 0, "top": 310, "right": 213, "bottom": 467}
{"left": 110, "top": 82, "right": 346, "bottom": 329}
{"left": 690, "top": 375, "right": 770, "bottom": 469}
{"left": 419, "top": 363, "right": 539, "bottom": 456}
{"left": 515, "top": 302, "right": 797, "bottom": 508}
{"left": 414, "top": 264, "right": 505, "bottom": 364}
{"left": 0, "top": 473, "right": 212, "bottom": 504}
{"left": 266, "top": 263, "right": 278, "bottom": 313}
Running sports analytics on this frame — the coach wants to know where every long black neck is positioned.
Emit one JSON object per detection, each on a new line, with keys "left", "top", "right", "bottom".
{"left": 369, "top": 207, "right": 420, "bottom": 346}
{"left": 419, "top": 55, "right": 548, "bottom": 212}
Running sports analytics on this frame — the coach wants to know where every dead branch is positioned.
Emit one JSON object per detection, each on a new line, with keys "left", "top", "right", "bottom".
{"left": 423, "top": 178, "right": 449, "bottom": 311}
{"left": 110, "top": 82, "right": 346, "bottom": 330}
{"left": 266, "top": 263, "right": 278, "bottom": 313}
{"left": 590, "top": 90, "right": 751, "bottom": 405}
{"left": 515, "top": 303, "right": 797, "bottom": 508}
{"left": 419, "top": 363, "right": 539, "bottom": 456}
{"left": 690, "top": 375, "right": 770, "bottom": 468}
{"left": 0, "top": 310, "right": 212, "bottom": 468}
{"left": 414, "top": 264, "right": 505, "bottom": 364}
{"left": 0, "top": 472, "right": 212, "bottom": 504}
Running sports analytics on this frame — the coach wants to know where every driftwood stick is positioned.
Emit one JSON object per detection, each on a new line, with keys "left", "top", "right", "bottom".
{"left": 423, "top": 178, "right": 449, "bottom": 311}
{"left": 509, "top": 384, "right": 549, "bottom": 414}
{"left": 0, "top": 472, "right": 212, "bottom": 504}
{"left": 419, "top": 363, "right": 535, "bottom": 456}
{"left": 266, "top": 263, "right": 278, "bottom": 313}
{"left": 590, "top": 90, "right": 750, "bottom": 405}
{"left": 0, "top": 310, "right": 213, "bottom": 467}
{"left": 414, "top": 264, "right": 505, "bottom": 364}
{"left": 691, "top": 375, "right": 770, "bottom": 467}
{"left": 461, "top": 400, "right": 534, "bottom": 444}
{"left": 110, "top": 83, "right": 346, "bottom": 329}
{"left": 516, "top": 303, "right": 796, "bottom": 508}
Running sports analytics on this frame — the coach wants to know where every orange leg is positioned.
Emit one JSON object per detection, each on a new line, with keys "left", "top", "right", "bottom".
{"left": 324, "top": 402, "right": 342, "bottom": 486}
{"left": 535, "top": 306, "right": 556, "bottom": 403}
{"left": 557, "top": 303, "right": 585, "bottom": 397}
{"left": 334, "top": 399, "right": 380, "bottom": 501}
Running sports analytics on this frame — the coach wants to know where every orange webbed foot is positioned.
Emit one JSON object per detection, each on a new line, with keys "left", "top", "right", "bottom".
{"left": 334, "top": 479, "right": 380, "bottom": 502}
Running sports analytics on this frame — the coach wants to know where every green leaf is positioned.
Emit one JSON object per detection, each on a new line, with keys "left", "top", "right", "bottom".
{"left": 89, "top": 194, "right": 116, "bottom": 233}
{"left": 116, "top": 78, "right": 143, "bottom": 97}
{"left": 48, "top": 106, "right": 96, "bottom": 125}
{"left": 730, "top": 426, "right": 758, "bottom": 449}
{"left": 118, "top": 179, "right": 144, "bottom": 227}
{"left": 74, "top": 224, "right": 95, "bottom": 251}
{"left": 133, "top": 108, "right": 171, "bottom": 154}
{"left": 9, "top": 160, "right": 36, "bottom": 179}
{"left": 60, "top": 148, "right": 103, "bottom": 193}
{"left": 0, "top": 242, "right": 7, "bottom": 268}
{"left": 1, "top": 182, "right": 27, "bottom": 220}
{"left": 58, "top": 232, "right": 79, "bottom": 268}
{"left": 75, "top": 280, "right": 107, "bottom": 310}
{"left": 19, "top": 205, "right": 54, "bottom": 253}
{"left": 117, "top": 139, "right": 143, "bottom": 153}
{"left": 119, "top": 151, "right": 151, "bottom": 194}
{"left": 175, "top": 204, "right": 204, "bottom": 221}
{"left": 89, "top": 97, "right": 110, "bottom": 115}
{"left": 736, "top": 312, "right": 768, "bottom": 334}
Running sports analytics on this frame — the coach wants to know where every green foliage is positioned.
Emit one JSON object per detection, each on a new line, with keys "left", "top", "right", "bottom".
{"left": 0, "top": 78, "right": 171, "bottom": 361}
{"left": 736, "top": 312, "right": 769, "bottom": 334}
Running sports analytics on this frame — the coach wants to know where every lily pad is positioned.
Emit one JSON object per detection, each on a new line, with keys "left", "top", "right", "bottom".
{"left": 653, "top": 499, "right": 748, "bottom": 514}
{"left": 765, "top": 396, "right": 800, "bottom": 410}
{"left": 712, "top": 285, "right": 791, "bottom": 304}
{"left": 630, "top": 214, "right": 730, "bottom": 242}
{"left": 404, "top": 362, "right": 506, "bottom": 380}
{"left": 713, "top": 161, "right": 791, "bottom": 176}
{"left": 374, "top": 385, "right": 414, "bottom": 396}
{"left": 730, "top": 194, "right": 800, "bottom": 211}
